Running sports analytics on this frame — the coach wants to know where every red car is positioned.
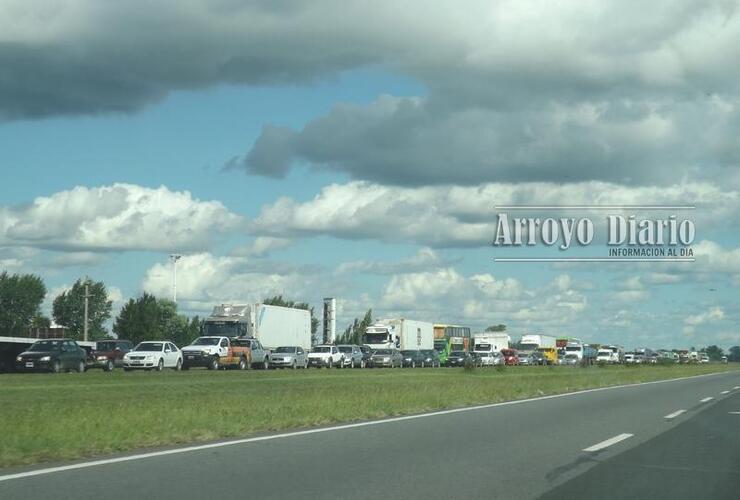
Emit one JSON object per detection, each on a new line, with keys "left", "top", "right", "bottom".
{"left": 87, "top": 339, "right": 133, "bottom": 371}
{"left": 500, "top": 348, "right": 519, "bottom": 366}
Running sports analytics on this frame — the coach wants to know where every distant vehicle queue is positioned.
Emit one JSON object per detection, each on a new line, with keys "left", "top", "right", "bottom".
{"left": 11, "top": 303, "right": 720, "bottom": 373}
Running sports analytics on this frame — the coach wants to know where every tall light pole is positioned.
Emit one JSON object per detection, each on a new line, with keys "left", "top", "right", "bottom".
{"left": 83, "top": 280, "right": 91, "bottom": 342}
{"left": 169, "top": 254, "right": 182, "bottom": 303}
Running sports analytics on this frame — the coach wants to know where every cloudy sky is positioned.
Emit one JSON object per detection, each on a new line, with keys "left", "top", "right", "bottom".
{"left": 1, "top": 0, "right": 739, "bottom": 349}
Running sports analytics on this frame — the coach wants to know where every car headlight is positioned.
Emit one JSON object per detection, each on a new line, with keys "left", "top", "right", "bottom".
{"left": 16, "top": 356, "right": 22, "bottom": 362}
{"left": 40, "top": 356, "right": 51, "bottom": 362}
{"left": 97, "top": 355, "right": 108, "bottom": 361}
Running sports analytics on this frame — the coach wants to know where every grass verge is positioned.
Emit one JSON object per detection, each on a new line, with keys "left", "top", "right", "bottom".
{"left": 0, "top": 363, "right": 737, "bottom": 468}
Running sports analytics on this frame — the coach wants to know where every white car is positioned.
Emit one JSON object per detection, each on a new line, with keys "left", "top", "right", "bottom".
{"left": 123, "top": 341, "right": 182, "bottom": 371}
{"left": 477, "top": 351, "right": 504, "bottom": 366}
{"left": 307, "top": 345, "right": 344, "bottom": 368}
{"left": 270, "top": 346, "right": 308, "bottom": 369}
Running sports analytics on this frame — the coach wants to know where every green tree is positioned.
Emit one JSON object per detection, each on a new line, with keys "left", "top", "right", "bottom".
{"left": 485, "top": 324, "right": 507, "bottom": 332}
{"left": 728, "top": 346, "right": 740, "bottom": 362}
{"left": 263, "top": 295, "right": 320, "bottom": 340}
{"left": 0, "top": 272, "right": 46, "bottom": 336}
{"left": 337, "top": 309, "right": 373, "bottom": 345}
{"left": 52, "top": 277, "right": 112, "bottom": 340}
{"left": 704, "top": 345, "right": 724, "bottom": 361}
{"left": 30, "top": 314, "right": 51, "bottom": 330}
{"left": 113, "top": 294, "right": 202, "bottom": 347}
{"left": 113, "top": 293, "right": 162, "bottom": 345}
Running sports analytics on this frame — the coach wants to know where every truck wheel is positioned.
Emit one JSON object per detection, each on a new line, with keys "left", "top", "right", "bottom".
{"left": 238, "top": 358, "right": 247, "bottom": 370}
{"left": 262, "top": 358, "right": 269, "bottom": 370}
{"left": 411, "top": 361, "right": 416, "bottom": 368}
{"left": 292, "top": 360, "right": 297, "bottom": 370}
{"left": 76, "top": 361, "right": 86, "bottom": 373}
{"left": 327, "top": 358, "right": 332, "bottom": 369}
{"left": 51, "top": 360, "right": 61, "bottom": 373}
{"left": 104, "top": 359, "right": 114, "bottom": 372}
{"left": 209, "top": 357, "right": 220, "bottom": 371}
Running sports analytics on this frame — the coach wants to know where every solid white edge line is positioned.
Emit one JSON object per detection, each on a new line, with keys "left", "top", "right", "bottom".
{"left": 583, "top": 433, "right": 634, "bottom": 452}
{"left": 700, "top": 397, "right": 714, "bottom": 403}
{"left": 720, "top": 390, "right": 730, "bottom": 394}
{"left": 0, "top": 370, "right": 732, "bottom": 482}
{"left": 663, "top": 409, "right": 686, "bottom": 419}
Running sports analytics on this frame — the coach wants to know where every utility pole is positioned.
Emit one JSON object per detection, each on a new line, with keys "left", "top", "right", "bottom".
{"left": 83, "top": 281, "right": 91, "bottom": 342}
{"left": 169, "top": 254, "right": 182, "bottom": 303}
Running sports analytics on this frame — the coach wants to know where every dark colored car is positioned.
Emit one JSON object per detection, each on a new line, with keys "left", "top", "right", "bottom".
{"left": 419, "top": 349, "right": 441, "bottom": 367}
{"left": 359, "top": 345, "right": 374, "bottom": 366}
{"left": 445, "top": 350, "right": 479, "bottom": 367}
{"left": 400, "top": 349, "right": 425, "bottom": 368}
{"left": 87, "top": 339, "right": 133, "bottom": 371}
{"left": 530, "top": 351, "right": 546, "bottom": 366}
{"left": 15, "top": 339, "right": 87, "bottom": 373}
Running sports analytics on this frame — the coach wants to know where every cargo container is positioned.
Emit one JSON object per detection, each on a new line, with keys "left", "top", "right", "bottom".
{"left": 363, "top": 319, "right": 434, "bottom": 351}
{"left": 202, "top": 303, "right": 311, "bottom": 350}
{"left": 472, "top": 333, "right": 510, "bottom": 354}
{"left": 518, "top": 334, "right": 556, "bottom": 351}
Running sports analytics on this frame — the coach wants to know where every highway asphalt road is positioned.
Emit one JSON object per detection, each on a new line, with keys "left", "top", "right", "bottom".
{"left": 1, "top": 370, "right": 738, "bottom": 500}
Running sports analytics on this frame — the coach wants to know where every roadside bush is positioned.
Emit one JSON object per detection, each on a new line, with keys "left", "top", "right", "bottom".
{"left": 463, "top": 358, "right": 477, "bottom": 373}
{"left": 579, "top": 358, "right": 591, "bottom": 368}
{"left": 596, "top": 361, "right": 608, "bottom": 368}
{"left": 494, "top": 363, "right": 505, "bottom": 373}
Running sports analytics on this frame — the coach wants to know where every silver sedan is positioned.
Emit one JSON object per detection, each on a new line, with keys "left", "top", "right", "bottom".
{"left": 270, "top": 346, "right": 308, "bottom": 369}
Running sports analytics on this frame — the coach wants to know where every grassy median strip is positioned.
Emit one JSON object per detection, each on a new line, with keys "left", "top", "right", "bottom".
{"left": 1, "top": 364, "right": 737, "bottom": 468}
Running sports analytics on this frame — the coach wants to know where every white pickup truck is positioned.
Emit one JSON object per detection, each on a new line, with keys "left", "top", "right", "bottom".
{"left": 307, "top": 345, "right": 344, "bottom": 368}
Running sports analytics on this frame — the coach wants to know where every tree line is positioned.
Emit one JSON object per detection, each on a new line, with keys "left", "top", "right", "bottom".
{"left": 0, "top": 272, "right": 320, "bottom": 346}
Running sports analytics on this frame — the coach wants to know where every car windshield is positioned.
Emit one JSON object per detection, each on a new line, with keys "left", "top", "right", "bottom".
{"left": 565, "top": 346, "right": 582, "bottom": 351}
{"left": 312, "top": 346, "right": 331, "bottom": 353}
{"left": 191, "top": 337, "right": 220, "bottom": 346}
{"left": 29, "top": 340, "right": 62, "bottom": 351}
{"left": 363, "top": 333, "right": 388, "bottom": 344}
{"left": 433, "top": 343, "right": 446, "bottom": 352}
{"left": 338, "top": 346, "right": 353, "bottom": 353}
{"left": 565, "top": 354, "right": 578, "bottom": 359}
{"left": 95, "top": 341, "right": 119, "bottom": 351}
{"left": 134, "top": 343, "right": 163, "bottom": 352}
{"left": 202, "top": 322, "right": 243, "bottom": 337}
{"left": 274, "top": 347, "right": 296, "bottom": 353}
{"left": 374, "top": 349, "right": 391, "bottom": 355}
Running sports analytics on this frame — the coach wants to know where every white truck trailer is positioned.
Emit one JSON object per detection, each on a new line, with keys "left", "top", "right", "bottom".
{"left": 202, "top": 303, "right": 312, "bottom": 350}
{"left": 472, "top": 333, "right": 510, "bottom": 354}
{"left": 517, "top": 334, "right": 556, "bottom": 352}
{"left": 362, "top": 319, "right": 434, "bottom": 351}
